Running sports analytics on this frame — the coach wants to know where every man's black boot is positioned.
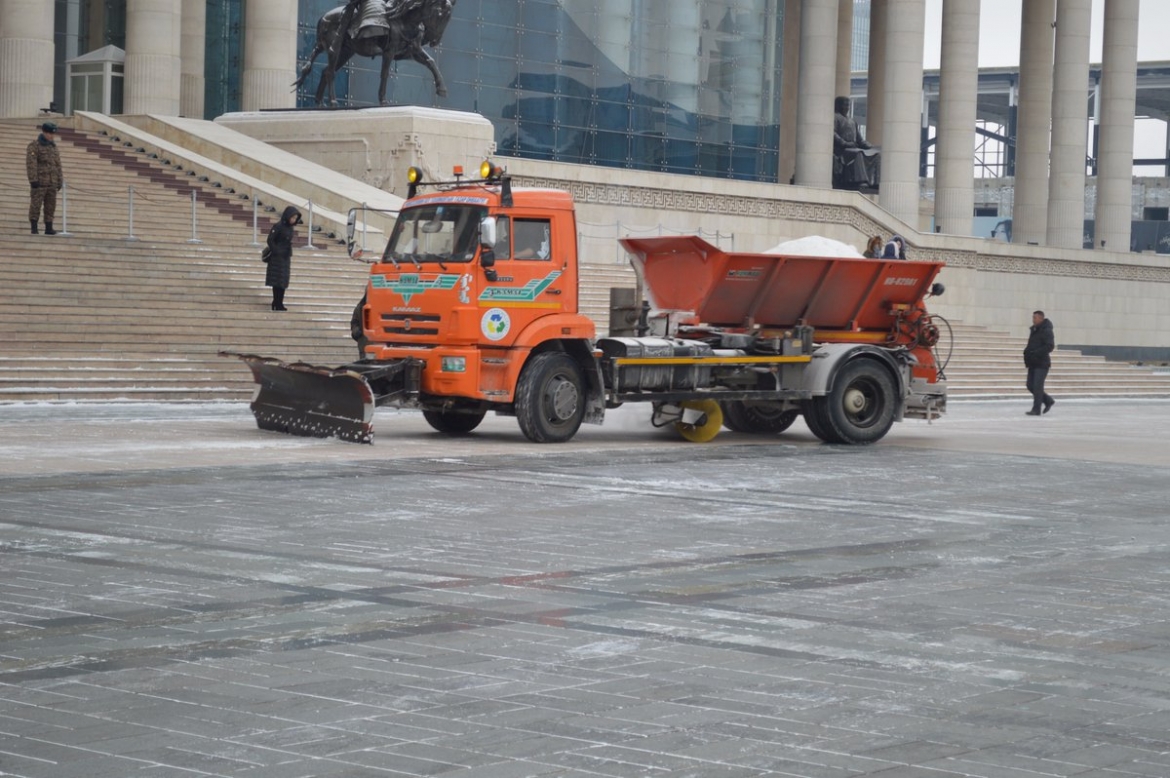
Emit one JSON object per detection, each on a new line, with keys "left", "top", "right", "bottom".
{"left": 30, "top": 220, "right": 37, "bottom": 234}
{"left": 44, "top": 222, "right": 57, "bottom": 236}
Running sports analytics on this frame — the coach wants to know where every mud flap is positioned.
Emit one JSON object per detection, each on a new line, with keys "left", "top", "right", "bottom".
{"left": 221, "top": 353, "right": 389, "bottom": 443}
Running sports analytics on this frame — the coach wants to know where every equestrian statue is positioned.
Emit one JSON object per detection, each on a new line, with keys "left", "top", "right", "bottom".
{"left": 294, "top": 0, "right": 455, "bottom": 108}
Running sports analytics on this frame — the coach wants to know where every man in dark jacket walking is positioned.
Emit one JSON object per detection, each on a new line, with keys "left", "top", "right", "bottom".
{"left": 1024, "top": 310, "right": 1055, "bottom": 415}
{"left": 265, "top": 205, "right": 302, "bottom": 311}
{"left": 27, "top": 122, "right": 63, "bottom": 235}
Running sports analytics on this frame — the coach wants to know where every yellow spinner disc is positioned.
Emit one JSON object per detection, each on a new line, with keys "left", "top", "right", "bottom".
{"left": 674, "top": 399, "right": 723, "bottom": 443}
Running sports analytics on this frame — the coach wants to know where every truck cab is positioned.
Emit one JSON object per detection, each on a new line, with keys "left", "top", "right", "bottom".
{"left": 355, "top": 164, "right": 599, "bottom": 440}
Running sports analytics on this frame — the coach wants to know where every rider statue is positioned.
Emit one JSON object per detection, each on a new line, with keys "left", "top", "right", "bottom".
{"left": 350, "top": 0, "right": 393, "bottom": 40}
{"left": 345, "top": 0, "right": 421, "bottom": 42}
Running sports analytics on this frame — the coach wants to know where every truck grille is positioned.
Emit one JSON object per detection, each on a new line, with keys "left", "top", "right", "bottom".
{"left": 380, "top": 313, "right": 440, "bottom": 336}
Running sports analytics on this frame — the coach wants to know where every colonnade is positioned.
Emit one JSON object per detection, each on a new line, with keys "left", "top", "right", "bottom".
{"left": 787, "top": 0, "right": 1140, "bottom": 249}
{"left": 0, "top": 0, "right": 1144, "bottom": 251}
{"left": 0, "top": 0, "right": 296, "bottom": 118}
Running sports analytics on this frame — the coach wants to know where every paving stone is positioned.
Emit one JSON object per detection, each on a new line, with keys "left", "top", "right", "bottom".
{"left": 4, "top": 402, "right": 1170, "bottom": 776}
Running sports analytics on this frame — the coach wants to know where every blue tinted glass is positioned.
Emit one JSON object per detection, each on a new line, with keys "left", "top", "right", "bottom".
{"left": 206, "top": 0, "right": 244, "bottom": 118}
{"left": 293, "top": 0, "right": 782, "bottom": 182}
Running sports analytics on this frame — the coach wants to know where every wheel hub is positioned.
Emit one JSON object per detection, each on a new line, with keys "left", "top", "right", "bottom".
{"left": 549, "top": 379, "right": 579, "bottom": 421}
{"left": 843, "top": 387, "right": 867, "bottom": 414}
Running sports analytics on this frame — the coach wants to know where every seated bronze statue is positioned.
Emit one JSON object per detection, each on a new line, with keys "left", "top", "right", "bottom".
{"left": 833, "top": 96, "right": 880, "bottom": 191}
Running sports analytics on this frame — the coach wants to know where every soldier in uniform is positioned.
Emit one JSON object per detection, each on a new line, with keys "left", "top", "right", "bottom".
{"left": 26, "top": 122, "right": 63, "bottom": 235}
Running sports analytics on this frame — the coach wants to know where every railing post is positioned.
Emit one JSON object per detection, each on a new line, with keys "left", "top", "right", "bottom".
{"left": 126, "top": 186, "right": 138, "bottom": 242}
{"left": 58, "top": 183, "right": 73, "bottom": 237}
{"left": 305, "top": 199, "right": 316, "bottom": 249}
{"left": 187, "top": 189, "right": 202, "bottom": 244}
{"left": 250, "top": 194, "right": 262, "bottom": 247}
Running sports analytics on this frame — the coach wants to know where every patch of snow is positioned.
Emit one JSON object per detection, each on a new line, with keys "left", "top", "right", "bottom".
{"left": 766, "top": 235, "right": 865, "bottom": 258}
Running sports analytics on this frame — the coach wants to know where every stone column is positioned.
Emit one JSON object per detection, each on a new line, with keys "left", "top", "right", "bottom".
{"left": 1046, "top": 0, "right": 1092, "bottom": 249}
{"left": 1012, "top": 0, "right": 1054, "bottom": 245}
{"left": 242, "top": 0, "right": 298, "bottom": 111}
{"left": 878, "top": 0, "right": 925, "bottom": 226}
{"left": 125, "top": 0, "right": 182, "bottom": 115}
{"left": 835, "top": 0, "right": 854, "bottom": 98}
{"left": 934, "top": 0, "right": 980, "bottom": 236}
{"left": 865, "top": 0, "right": 888, "bottom": 146}
{"left": 1094, "top": 0, "right": 1139, "bottom": 252}
{"left": 779, "top": 0, "right": 801, "bottom": 184}
{"left": 0, "top": 0, "right": 55, "bottom": 118}
{"left": 794, "top": 0, "right": 838, "bottom": 188}
{"left": 180, "top": 0, "right": 206, "bottom": 119}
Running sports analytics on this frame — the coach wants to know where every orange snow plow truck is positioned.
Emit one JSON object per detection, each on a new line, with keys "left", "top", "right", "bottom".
{"left": 224, "top": 163, "right": 947, "bottom": 445}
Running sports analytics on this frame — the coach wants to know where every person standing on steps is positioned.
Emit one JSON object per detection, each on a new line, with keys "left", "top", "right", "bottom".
{"left": 265, "top": 206, "right": 302, "bottom": 311}
{"left": 1024, "top": 310, "right": 1056, "bottom": 416}
{"left": 27, "top": 122, "right": 63, "bottom": 235}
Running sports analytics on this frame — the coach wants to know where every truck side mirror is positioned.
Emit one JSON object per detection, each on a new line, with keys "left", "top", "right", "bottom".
{"left": 479, "top": 216, "right": 496, "bottom": 248}
{"left": 346, "top": 208, "right": 361, "bottom": 259}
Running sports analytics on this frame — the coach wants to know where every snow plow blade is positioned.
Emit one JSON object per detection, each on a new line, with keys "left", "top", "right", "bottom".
{"left": 220, "top": 353, "right": 416, "bottom": 444}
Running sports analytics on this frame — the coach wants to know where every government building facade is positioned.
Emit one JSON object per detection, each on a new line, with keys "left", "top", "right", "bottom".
{"left": 0, "top": 0, "right": 1148, "bottom": 251}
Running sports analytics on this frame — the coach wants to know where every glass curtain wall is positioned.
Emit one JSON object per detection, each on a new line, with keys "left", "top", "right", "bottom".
{"left": 296, "top": 0, "right": 783, "bottom": 182}
{"left": 205, "top": 0, "right": 244, "bottom": 118}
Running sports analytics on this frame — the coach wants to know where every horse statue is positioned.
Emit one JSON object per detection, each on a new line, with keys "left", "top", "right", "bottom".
{"left": 293, "top": 0, "right": 455, "bottom": 108}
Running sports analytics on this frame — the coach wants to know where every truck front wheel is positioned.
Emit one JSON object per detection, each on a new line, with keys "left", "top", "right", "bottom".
{"left": 423, "top": 408, "right": 487, "bottom": 435}
{"left": 820, "top": 360, "right": 897, "bottom": 444}
{"left": 515, "top": 352, "right": 585, "bottom": 443}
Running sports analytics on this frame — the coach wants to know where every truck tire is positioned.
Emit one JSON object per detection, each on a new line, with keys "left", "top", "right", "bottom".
{"left": 515, "top": 352, "right": 586, "bottom": 443}
{"left": 800, "top": 399, "right": 842, "bottom": 443}
{"left": 722, "top": 401, "right": 799, "bottom": 434}
{"left": 820, "top": 359, "right": 897, "bottom": 444}
{"left": 423, "top": 409, "right": 487, "bottom": 435}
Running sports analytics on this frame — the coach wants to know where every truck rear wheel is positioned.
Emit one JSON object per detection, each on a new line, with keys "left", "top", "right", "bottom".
{"left": 515, "top": 352, "right": 585, "bottom": 443}
{"left": 423, "top": 408, "right": 487, "bottom": 435}
{"left": 820, "top": 360, "right": 897, "bottom": 444}
{"left": 722, "top": 401, "right": 799, "bottom": 434}
{"left": 801, "top": 399, "right": 841, "bottom": 443}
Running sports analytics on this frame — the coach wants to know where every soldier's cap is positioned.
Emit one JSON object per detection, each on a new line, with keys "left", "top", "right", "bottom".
{"left": 41, "top": 122, "right": 58, "bottom": 133}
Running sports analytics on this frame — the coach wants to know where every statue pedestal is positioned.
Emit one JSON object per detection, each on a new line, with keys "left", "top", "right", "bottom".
{"left": 216, "top": 106, "right": 496, "bottom": 198}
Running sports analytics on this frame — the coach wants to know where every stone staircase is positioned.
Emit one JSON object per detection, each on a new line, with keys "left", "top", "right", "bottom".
{"left": 939, "top": 319, "right": 1170, "bottom": 399}
{"left": 0, "top": 119, "right": 638, "bottom": 402}
{"left": 2, "top": 118, "right": 1168, "bottom": 404}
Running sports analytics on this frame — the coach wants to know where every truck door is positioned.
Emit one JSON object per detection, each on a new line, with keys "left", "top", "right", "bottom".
{"left": 476, "top": 215, "right": 566, "bottom": 346}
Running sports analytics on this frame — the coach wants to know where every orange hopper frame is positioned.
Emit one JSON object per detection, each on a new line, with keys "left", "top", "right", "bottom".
{"left": 619, "top": 236, "right": 944, "bottom": 345}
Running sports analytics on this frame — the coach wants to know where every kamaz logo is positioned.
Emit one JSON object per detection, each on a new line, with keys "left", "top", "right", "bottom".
{"left": 371, "top": 273, "right": 460, "bottom": 304}
{"left": 884, "top": 277, "right": 918, "bottom": 286}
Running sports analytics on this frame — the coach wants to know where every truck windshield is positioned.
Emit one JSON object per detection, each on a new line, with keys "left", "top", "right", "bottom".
{"left": 383, "top": 204, "right": 486, "bottom": 264}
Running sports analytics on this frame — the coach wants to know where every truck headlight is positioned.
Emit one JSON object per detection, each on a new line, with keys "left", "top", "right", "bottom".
{"left": 441, "top": 357, "right": 466, "bottom": 373}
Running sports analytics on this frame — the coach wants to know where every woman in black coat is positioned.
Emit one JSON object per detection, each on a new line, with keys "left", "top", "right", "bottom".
{"left": 265, "top": 206, "right": 302, "bottom": 311}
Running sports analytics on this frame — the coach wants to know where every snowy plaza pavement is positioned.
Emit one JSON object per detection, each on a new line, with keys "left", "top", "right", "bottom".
{"left": 2, "top": 399, "right": 1170, "bottom": 777}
